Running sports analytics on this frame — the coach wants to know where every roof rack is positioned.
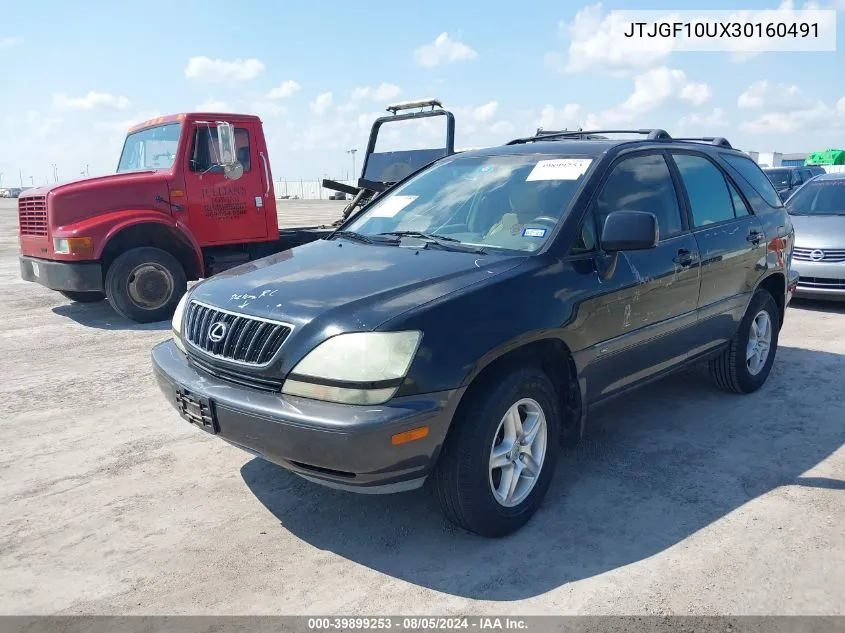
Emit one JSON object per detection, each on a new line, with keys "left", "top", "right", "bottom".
{"left": 385, "top": 98, "right": 443, "bottom": 114}
{"left": 506, "top": 128, "right": 672, "bottom": 145}
{"left": 672, "top": 137, "right": 733, "bottom": 149}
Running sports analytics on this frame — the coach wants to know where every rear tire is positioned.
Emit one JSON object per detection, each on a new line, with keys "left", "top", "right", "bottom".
{"left": 59, "top": 290, "right": 106, "bottom": 303}
{"left": 433, "top": 365, "right": 561, "bottom": 538}
{"left": 709, "top": 287, "right": 780, "bottom": 394}
{"left": 104, "top": 247, "right": 186, "bottom": 324}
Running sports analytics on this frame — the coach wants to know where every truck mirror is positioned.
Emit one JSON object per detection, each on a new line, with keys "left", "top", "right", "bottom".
{"left": 215, "top": 122, "right": 243, "bottom": 180}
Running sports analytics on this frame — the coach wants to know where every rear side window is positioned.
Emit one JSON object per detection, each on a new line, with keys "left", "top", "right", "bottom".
{"left": 594, "top": 153, "right": 683, "bottom": 240}
{"left": 721, "top": 154, "right": 783, "bottom": 207}
{"left": 672, "top": 153, "right": 736, "bottom": 226}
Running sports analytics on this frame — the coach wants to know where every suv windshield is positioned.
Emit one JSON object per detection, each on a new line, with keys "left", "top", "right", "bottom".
{"left": 785, "top": 180, "right": 845, "bottom": 215}
{"left": 764, "top": 169, "right": 790, "bottom": 188}
{"left": 343, "top": 153, "right": 594, "bottom": 253}
{"left": 117, "top": 123, "right": 182, "bottom": 173}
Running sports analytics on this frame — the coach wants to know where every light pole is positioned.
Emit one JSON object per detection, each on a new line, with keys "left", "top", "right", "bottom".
{"left": 50, "top": 163, "right": 58, "bottom": 184}
{"left": 347, "top": 148, "right": 357, "bottom": 182}
{"left": 29, "top": 176, "right": 34, "bottom": 187}
{"left": 0, "top": 172, "right": 3, "bottom": 187}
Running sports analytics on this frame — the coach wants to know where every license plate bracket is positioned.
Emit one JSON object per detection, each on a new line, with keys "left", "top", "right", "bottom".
{"left": 175, "top": 388, "right": 218, "bottom": 434}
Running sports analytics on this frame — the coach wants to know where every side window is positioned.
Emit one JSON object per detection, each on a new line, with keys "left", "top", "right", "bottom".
{"left": 720, "top": 153, "right": 783, "bottom": 207}
{"left": 595, "top": 153, "right": 683, "bottom": 241}
{"left": 791, "top": 170, "right": 803, "bottom": 185}
{"left": 190, "top": 126, "right": 251, "bottom": 172}
{"left": 672, "top": 153, "right": 736, "bottom": 226}
{"left": 727, "top": 178, "right": 751, "bottom": 217}
{"left": 569, "top": 208, "right": 598, "bottom": 255}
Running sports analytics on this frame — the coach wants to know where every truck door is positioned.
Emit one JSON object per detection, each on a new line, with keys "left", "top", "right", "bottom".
{"left": 182, "top": 122, "right": 269, "bottom": 244}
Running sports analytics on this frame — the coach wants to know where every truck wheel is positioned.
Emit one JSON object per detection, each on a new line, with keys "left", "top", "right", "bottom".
{"left": 433, "top": 365, "right": 561, "bottom": 538}
{"left": 104, "top": 247, "right": 187, "bottom": 323}
{"left": 709, "top": 288, "right": 780, "bottom": 394}
{"left": 59, "top": 290, "right": 106, "bottom": 303}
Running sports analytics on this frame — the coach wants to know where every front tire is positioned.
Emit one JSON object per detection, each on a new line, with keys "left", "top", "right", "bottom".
{"left": 59, "top": 290, "right": 106, "bottom": 303}
{"left": 104, "top": 247, "right": 187, "bottom": 323}
{"left": 433, "top": 365, "right": 561, "bottom": 538}
{"left": 709, "top": 287, "right": 780, "bottom": 394}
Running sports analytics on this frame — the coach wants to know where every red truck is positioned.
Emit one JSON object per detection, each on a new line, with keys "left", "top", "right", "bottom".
{"left": 17, "top": 100, "right": 456, "bottom": 323}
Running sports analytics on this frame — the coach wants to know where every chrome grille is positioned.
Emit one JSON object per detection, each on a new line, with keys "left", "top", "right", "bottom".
{"left": 18, "top": 196, "right": 47, "bottom": 236}
{"left": 793, "top": 247, "right": 845, "bottom": 262}
{"left": 184, "top": 300, "right": 292, "bottom": 365}
{"left": 797, "top": 277, "right": 845, "bottom": 289}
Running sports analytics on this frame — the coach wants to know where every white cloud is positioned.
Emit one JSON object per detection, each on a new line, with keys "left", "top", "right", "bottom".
{"left": 837, "top": 96, "right": 845, "bottom": 115}
{"left": 310, "top": 92, "right": 333, "bottom": 115}
{"left": 267, "top": 80, "right": 301, "bottom": 99}
{"left": 23, "top": 111, "right": 63, "bottom": 139}
{"left": 677, "top": 108, "right": 729, "bottom": 130}
{"left": 737, "top": 80, "right": 812, "bottom": 110}
{"left": 250, "top": 101, "right": 286, "bottom": 117}
{"left": 413, "top": 32, "right": 478, "bottom": 68}
{"left": 470, "top": 101, "right": 498, "bottom": 122}
{"left": 351, "top": 83, "right": 403, "bottom": 102}
{"left": 680, "top": 82, "right": 712, "bottom": 106}
{"left": 535, "top": 104, "right": 583, "bottom": 130}
{"left": 549, "top": 1, "right": 837, "bottom": 74}
{"left": 0, "top": 36, "right": 24, "bottom": 49}
{"left": 337, "top": 102, "right": 358, "bottom": 113}
{"left": 52, "top": 91, "right": 131, "bottom": 111}
{"left": 184, "top": 56, "right": 265, "bottom": 82}
{"left": 741, "top": 101, "right": 838, "bottom": 134}
{"left": 195, "top": 100, "right": 233, "bottom": 112}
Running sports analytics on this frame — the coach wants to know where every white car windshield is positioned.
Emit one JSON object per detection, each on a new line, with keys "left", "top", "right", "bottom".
{"left": 344, "top": 153, "right": 594, "bottom": 253}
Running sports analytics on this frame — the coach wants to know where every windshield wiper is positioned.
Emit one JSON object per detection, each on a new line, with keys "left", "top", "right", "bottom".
{"left": 376, "top": 231, "right": 487, "bottom": 253}
{"left": 332, "top": 230, "right": 377, "bottom": 244}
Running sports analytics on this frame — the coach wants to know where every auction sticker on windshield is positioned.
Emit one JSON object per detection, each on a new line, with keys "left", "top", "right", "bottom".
{"left": 526, "top": 159, "right": 592, "bottom": 181}
{"left": 370, "top": 195, "right": 418, "bottom": 218}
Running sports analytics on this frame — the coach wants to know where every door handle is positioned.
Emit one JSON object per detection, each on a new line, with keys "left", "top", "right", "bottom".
{"left": 747, "top": 230, "right": 762, "bottom": 245}
{"left": 259, "top": 151, "right": 270, "bottom": 197}
{"left": 673, "top": 248, "right": 694, "bottom": 267}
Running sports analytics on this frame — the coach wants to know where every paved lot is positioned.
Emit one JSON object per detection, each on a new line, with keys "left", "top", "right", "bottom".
{"left": 1, "top": 198, "right": 843, "bottom": 615}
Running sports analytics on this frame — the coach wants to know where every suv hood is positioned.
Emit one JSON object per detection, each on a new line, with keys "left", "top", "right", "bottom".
{"left": 189, "top": 238, "right": 526, "bottom": 331}
{"left": 790, "top": 214, "right": 845, "bottom": 249}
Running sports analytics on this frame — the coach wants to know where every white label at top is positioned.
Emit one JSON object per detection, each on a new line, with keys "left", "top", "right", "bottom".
{"left": 526, "top": 159, "right": 593, "bottom": 181}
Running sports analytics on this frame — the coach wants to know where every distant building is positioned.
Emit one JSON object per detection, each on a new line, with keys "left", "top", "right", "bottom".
{"left": 745, "top": 151, "right": 809, "bottom": 167}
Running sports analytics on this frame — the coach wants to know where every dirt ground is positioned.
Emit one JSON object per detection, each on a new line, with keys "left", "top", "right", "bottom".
{"left": 1, "top": 199, "right": 843, "bottom": 616}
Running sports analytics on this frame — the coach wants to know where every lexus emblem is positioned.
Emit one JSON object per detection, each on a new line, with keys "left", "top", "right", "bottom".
{"left": 208, "top": 322, "right": 228, "bottom": 343}
{"left": 810, "top": 249, "right": 825, "bottom": 261}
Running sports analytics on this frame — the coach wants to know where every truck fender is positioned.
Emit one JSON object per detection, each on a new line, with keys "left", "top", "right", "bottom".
{"left": 94, "top": 210, "right": 204, "bottom": 277}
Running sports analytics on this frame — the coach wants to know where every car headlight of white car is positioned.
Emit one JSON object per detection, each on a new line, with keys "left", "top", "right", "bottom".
{"left": 281, "top": 331, "right": 422, "bottom": 405}
{"left": 171, "top": 292, "right": 190, "bottom": 354}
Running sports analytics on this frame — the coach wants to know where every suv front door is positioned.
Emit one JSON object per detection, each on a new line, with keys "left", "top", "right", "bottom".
{"left": 580, "top": 150, "right": 702, "bottom": 402}
{"left": 668, "top": 151, "right": 765, "bottom": 354}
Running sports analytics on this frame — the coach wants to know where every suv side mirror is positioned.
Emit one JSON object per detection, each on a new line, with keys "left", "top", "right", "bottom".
{"left": 216, "top": 122, "right": 243, "bottom": 180}
{"left": 601, "top": 210, "right": 659, "bottom": 252}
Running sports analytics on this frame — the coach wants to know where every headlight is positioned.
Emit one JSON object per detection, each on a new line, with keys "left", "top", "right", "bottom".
{"left": 171, "top": 292, "right": 190, "bottom": 354}
{"left": 53, "top": 237, "right": 94, "bottom": 256}
{"left": 282, "top": 331, "right": 422, "bottom": 405}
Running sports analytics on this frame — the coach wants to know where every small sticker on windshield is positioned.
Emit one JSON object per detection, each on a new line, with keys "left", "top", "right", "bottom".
{"left": 526, "top": 159, "right": 592, "bottom": 181}
{"left": 523, "top": 227, "right": 547, "bottom": 238}
{"left": 370, "top": 195, "right": 418, "bottom": 218}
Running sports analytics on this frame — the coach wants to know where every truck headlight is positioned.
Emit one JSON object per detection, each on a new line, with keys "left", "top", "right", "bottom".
{"left": 282, "top": 331, "right": 422, "bottom": 405}
{"left": 53, "top": 237, "right": 94, "bottom": 256}
{"left": 171, "top": 292, "right": 190, "bottom": 354}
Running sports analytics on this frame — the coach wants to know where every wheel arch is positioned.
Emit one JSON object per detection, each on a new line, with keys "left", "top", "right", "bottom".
{"left": 99, "top": 220, "right": 203, "bottom": 281}
{"left": 755, "top": 271, "right": 786, "bottom": 329}
{"left": 451, "top": 335, "right": 586, "bottom": 447}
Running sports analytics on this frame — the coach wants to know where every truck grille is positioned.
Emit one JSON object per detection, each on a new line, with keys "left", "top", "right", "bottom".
{"left": 183, "top": 300, "right": 292, "bottom": 366}
{"left": 18, "top": 196, "right": 48, "bottom": 236}
{"left": 793, "top": 247, "right": 845, "bottom": 263}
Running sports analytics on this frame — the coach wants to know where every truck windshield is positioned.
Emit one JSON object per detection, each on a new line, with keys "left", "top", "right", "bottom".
{"left": 117, "top": 123, "right": 182, "bottom": 173}
{"left": 344, "top": 153, "right": 594, "bottom": 253}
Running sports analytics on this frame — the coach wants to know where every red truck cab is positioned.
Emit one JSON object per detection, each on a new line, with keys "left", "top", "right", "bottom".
{"left": 18, "top": 112, "right": 328, "bottom": 322}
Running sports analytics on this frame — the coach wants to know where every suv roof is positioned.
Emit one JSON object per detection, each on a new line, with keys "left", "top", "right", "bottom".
{"left": 457, "top": 128, "right": 742, "bottom": 159}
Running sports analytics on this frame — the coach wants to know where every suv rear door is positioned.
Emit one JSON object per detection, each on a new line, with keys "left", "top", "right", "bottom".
{"left": 667, "top": 150, "right": 765, "bottom": 353}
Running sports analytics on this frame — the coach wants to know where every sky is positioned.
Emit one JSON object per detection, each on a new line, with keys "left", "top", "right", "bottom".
{"left": 1, "top": 0, "right": 844, "bottom": 186}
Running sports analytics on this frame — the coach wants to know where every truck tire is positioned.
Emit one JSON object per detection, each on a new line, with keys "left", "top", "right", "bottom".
{"left": 433, "top": 365, "right": 561, "bottom": 538}
{"left": 709, "top": 287, "right": 780, "bottom": 394}
{"left": 104, "top": 247, "right": 187, "bottom": 323}
{"left": 59, "top": 290, "right": 106, "bottom": 303}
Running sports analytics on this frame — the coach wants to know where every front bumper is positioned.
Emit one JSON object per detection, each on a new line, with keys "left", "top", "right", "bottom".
{"left": 19, "top": 255, "right": 103, "bottom": 292}
{"left": 791, "top": 259, "right": 845, "bottom": 300}
{"left": 151, "top": 339, "right": 461, "bottom": 493}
